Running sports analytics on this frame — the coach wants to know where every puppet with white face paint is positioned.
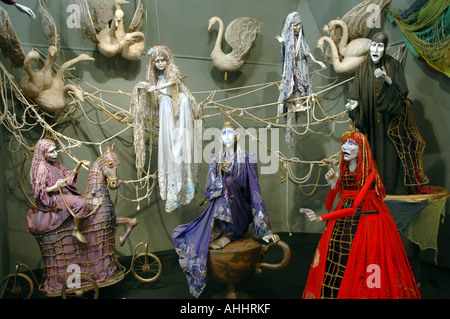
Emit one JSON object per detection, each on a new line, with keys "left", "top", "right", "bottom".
{"left": 344, "top": 32, "right": 411, "bottom": 195}
{"left": 276, "top": 11, "right": 326, "bottom": 148}
{"left": 172, "top": 121, "right": 276, "bottom": 298}
{"left": 300, "top": 131, "right": 420, "bottom": 299}
{"left": 26, "top": 139, "right": 91, "bottom": 244}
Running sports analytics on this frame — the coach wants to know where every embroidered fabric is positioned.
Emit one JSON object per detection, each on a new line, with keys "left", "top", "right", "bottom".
{"left": 321, "top": 173, "right": 361, "bottom": 298}
{"left": 172, "top": 150, "right": 272, "bottom": 298}
{"left": 156, "top": 75, "right": 197, "bottom": 212}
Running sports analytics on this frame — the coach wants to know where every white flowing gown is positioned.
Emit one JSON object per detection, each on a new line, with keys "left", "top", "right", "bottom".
{"left": 157, "top": 75, "right": 197, "bottom": 212}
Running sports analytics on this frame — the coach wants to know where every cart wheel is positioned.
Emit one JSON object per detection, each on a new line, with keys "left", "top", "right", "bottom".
{"left": 61, "top": 274, "right": 99, "bottom": 299}
{"left": 131, "top": 252, "right": 162, "bottom": 283}
{"left": 0, "top": 273, "right": 34, "bottom": 299}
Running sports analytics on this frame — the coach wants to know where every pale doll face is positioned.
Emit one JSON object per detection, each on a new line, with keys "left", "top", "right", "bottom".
{"left": 293, "top": 20, "right": 302, "bottom": 33}
{"left": 341, "top": 139, "right": 359, "bottom": 162}
{"left": 45, "top": 144, "right": 58, "bottom": 162}
{"left": 370, "top": 41, "right": 385, "bottom": 64}
{"left": 221, "top": 128, "right": 235, "bottom": 148}
{"left": 154, "top": 55, "right": 168, "bottom": 72}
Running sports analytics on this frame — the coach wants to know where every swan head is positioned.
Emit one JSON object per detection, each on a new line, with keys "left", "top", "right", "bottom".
{"left": 122, "top": 32, "right": 145, "bottom": 45}
{"left": 66, "top": 85, "right": 84, "bottom": 102}
{"left": 48, "top": 46, "right": 58, "bottom": 58}
{"left": 25, "top": 50, "right": 40, "bottom": 64}
{"left": 317, "top": 37, "right": 325, "bottom": 51}
{"left": 114, "top": 9, "right": 124, "bottom": 27}
{"left": 208, "top": 16, "right": 219, "bottom": 30}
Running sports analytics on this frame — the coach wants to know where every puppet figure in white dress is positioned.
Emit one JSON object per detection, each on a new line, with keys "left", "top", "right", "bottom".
{"left": 132, "top": 45, "right": 198, "bottom": 212}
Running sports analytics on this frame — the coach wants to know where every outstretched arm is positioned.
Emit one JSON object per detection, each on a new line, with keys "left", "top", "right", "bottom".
{"left": 308, "top": 52, "right": 326, "bottom": 69}
{"left": 2, "top": 1, "right": 37, "bottom": 19}
{"left": 321, "top": 172, "right": 375, "bottom": 221}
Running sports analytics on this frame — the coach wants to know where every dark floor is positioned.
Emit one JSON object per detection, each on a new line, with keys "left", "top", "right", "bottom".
{"left": 17, "top": 232, "right": 450, "bottom": 301}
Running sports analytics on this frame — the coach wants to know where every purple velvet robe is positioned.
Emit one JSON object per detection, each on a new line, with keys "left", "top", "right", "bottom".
{"left": 26, "top": 162, "right": 90, "bottom": 234}
{"left": 172, "top": 151, "right": 272, "bottom": 298}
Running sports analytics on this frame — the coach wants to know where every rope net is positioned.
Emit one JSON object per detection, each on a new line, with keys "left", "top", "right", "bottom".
{"left": 33, "top": 209, "right": 124, "bottom": 296}
{"left": 0, "top": 44, "right": 425, "bottom": 208}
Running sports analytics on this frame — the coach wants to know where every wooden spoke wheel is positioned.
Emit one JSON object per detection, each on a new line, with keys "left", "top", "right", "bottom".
{"left": 131, "top": 252, "right": 162, "bottom": 283}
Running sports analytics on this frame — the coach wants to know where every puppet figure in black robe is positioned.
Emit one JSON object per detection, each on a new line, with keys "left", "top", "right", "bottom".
{"left": 345, "top": 32, "right": 413, "bottom": 195}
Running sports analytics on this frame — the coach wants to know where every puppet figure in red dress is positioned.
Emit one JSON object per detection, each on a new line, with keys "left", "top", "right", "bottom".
{"left": 301, "top": 131, "right": 420, "bottom": 299}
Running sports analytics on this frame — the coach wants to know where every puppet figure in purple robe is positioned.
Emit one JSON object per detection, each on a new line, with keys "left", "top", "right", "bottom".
{"left": 26, "top": 138, "right": 90, "bottom": 243}
{"left": 172, "top": 122, "right": 277, "bottom": 298}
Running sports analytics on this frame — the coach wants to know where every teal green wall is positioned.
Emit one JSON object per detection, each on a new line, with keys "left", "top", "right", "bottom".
{"left": 1, "top": 0, "right": 449, "bottom": 278}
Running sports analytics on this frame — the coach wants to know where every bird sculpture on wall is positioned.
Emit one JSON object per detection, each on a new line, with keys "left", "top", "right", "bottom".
{"left": 317, "top": 19, "right": 371, "bottom": 74}
{"left": 208, "top": 16, "right": 261, "bottom": 80}
{"left": 76, "top": 0, "right": 146, "bottom": 61}
{"left": 321, "top": 0, "right": 391, "bottom": 65}
{"left": 31, "top": 53, "right": 95, "bottom": 112}
{"left": 0, "top": 1, "right": 94, "bottom": 113}
{"left": 19, "top": 46, "right": 58, "bottom": 98}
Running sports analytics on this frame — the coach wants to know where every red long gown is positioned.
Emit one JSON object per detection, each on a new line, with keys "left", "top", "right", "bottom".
{"left": 302, "top": 171, "right": 421, "bottom": 299}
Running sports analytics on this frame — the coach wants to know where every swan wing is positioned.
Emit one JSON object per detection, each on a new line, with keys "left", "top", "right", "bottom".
{"left": 39, "top": 0, "right": 60, "bottom": 49}
{"left": 0, "top": 7, "right": 26, "bottom": 67}
{"left": 225, "top": 17, "right": 261, "bottom": 59}
{"left": 341, "top": 0, "right": 391, "bottom": 39}
{"left": 128, "top": 0, "right": 146, "bottom": 32}
{"left": 75, "top": 0, "right": 99, "bottom": 43}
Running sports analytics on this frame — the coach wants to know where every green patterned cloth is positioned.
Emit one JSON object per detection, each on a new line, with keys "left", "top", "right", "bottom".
{"left": 388, "top": 0, "right": 450, "bottom": 77}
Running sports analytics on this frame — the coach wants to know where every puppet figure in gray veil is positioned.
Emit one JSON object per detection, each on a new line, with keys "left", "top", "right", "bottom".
{"left": 276, "top": 11, "right": 325, "bottom": 148}
{"left": 131, "top": 45, "right": 199, "bottom": 212}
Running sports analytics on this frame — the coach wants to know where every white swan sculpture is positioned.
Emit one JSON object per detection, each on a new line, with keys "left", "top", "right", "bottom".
{"left": 19, "top": 46, "right": 58, "bottom": 98}
{"left": 77, "top": 0, "right": 146, "bottom": 61}
{"left": 32, "top": 53, "right": 94, "bottom": 113}
{"left": 318, "top": 19, "right": 371, "bottom": 74}
{"left": 208, "top": 16, "right": 261, "bottom": 80}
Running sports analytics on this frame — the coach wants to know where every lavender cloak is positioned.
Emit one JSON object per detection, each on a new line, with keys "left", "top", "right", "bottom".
{"left": 172, "top": 151, "right": 272, "bottom": 298}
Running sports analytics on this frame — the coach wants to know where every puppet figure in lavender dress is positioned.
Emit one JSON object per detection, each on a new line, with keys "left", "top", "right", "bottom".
{"left": 276, "top": 11, "right": 325, "bottom": 148}
{"left": 172, "top": 122, "right": 277, "bottom": 298}
{"left": 26, "top": 139, "right": 90, "bottom": 244}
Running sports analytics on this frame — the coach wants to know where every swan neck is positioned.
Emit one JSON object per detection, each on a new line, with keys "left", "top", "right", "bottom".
{"left": 323, "top": 37, "right": 340, "bottom": 64}
{"left": 336, "top": 20, "right": 348, "bottom": 49}
{"left": 214, "top": 18, "right": 224, "bottom": 50}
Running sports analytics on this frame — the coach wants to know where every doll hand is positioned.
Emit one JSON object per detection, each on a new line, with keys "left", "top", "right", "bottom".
{"left": 275, "top": 35, "right": 284, "bottom": 43}
{"left": 15, "top": 4, "right": 36, "bottom": 19}
{"left": 345, "top": 99, "right": 358, "bottom": 111}
{"left": 147, "top": 85, "right": 158, "bottom": 93}
{"left": 56, "top": 179, "right": 66, "bottom": 188}
{"left": 318, "top": 61, "right": 326, "bottom": 69}
{"left": 374, "top": 67, "right": 384, "bottom": 78}
{"left": 137, "top": 81, "right": 149, "bottom": 89}
{"left": 374, "top": 66, "right": 392, "bottom": 85}
{"left": 300, "top": 208, "right": 323, "bottom": 223}
{"left": 263, "top": 233, "right": 280, "bottom": 243}
{"left": 325, "top": 168, "right": 339, "bottom": 189}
